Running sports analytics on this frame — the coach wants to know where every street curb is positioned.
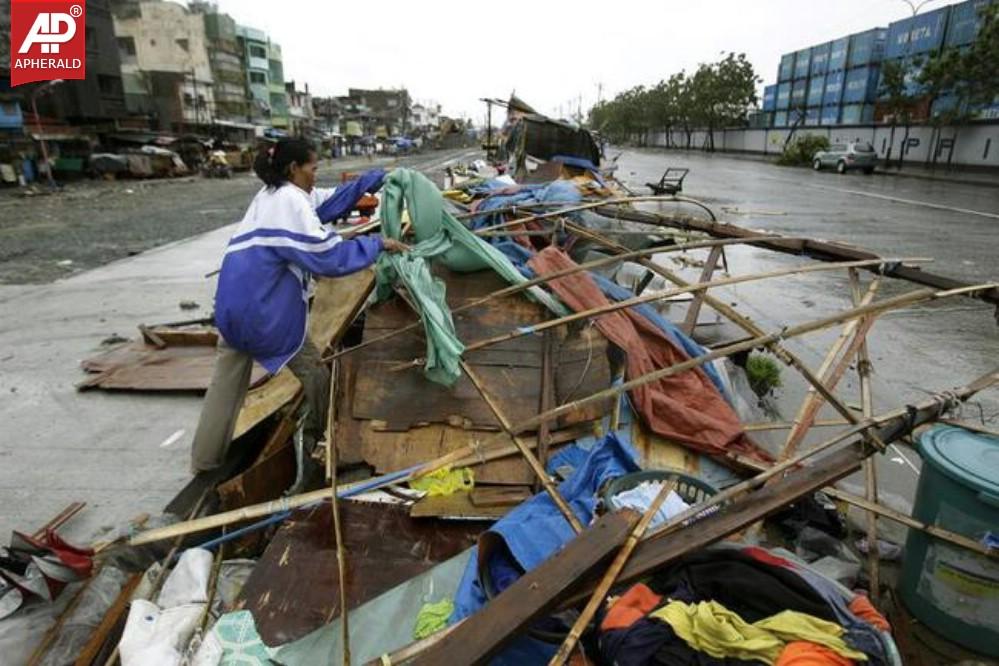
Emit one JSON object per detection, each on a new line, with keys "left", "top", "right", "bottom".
{"left": 873, "top": 169, "right": 999, "bottom": 190}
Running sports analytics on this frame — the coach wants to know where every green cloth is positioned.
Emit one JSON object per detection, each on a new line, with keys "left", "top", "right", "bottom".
{"left": 377, "top": 168, "right": 564, "bottom": 386}
{"left": 413, "top": 597, "right": 455, "bottom": 640}
{"left": 650, "top": 600, "right": 867, "bottom": 664}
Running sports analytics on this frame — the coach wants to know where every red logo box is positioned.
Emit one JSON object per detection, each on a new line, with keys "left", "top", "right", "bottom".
{"left": 10, "top": 0, "right": 87, "bottom": 87}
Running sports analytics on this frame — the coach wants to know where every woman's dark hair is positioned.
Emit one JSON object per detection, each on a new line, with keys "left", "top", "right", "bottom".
{"left": 253, "top": 138, "right": 315, "bottom": 189}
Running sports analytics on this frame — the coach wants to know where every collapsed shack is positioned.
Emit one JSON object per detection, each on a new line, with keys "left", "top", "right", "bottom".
{"left": 5, "top": 150, "right": 999, "bottom": 666}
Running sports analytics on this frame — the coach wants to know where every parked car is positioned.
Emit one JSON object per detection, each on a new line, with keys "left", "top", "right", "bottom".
{"left": 813, "top": 142, "right": 878, "bottom": 174}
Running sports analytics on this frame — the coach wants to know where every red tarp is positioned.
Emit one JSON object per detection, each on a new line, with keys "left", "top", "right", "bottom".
{"left": 528, "top": 247, "right": 768, "bottom": 461}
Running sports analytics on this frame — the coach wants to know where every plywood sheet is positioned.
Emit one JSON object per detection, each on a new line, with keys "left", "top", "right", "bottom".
{"left": 236, "top": 502, "right": 483, "bottom": 646}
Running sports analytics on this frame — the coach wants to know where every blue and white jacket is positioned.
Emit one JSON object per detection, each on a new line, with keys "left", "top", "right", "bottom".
{"left": 215, "top": 183, "right": 383, "bottom": 373}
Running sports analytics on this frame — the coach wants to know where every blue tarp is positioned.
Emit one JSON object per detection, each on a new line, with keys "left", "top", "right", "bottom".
{"left": 315, "top": 168, "right": 385, "bottom": 223}
{"left": 470, "top": 180, "right": 583, "bottom": 233}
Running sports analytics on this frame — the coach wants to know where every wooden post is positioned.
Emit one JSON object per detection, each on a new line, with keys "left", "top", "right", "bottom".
{"left": 681, "top": 244, "right": 723, "bottom": 336}
{"left": 549, "top": 481, "right": 678, "bottom": 666}
{"left": 851, "top": 268, "right": 880, "bottom": 604}
{"left": 326, "top": 362, "right": 350, "bottom": 665}
{"left": 536, "top": 330, "right": 555, "bottom": 494}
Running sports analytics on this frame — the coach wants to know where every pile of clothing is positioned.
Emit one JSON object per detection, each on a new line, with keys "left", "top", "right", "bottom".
{"left": 596, "top": 546, "right": 894, "bottom": 665}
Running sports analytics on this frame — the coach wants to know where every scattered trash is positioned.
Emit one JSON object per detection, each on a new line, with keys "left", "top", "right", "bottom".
{"left": 178, "top": 300, "right": 200, "bottom": 311}
{"left": 856, "top": 537, "right": 903, "bottom": 561}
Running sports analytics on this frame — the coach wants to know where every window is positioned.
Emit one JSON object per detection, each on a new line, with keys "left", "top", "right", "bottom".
{"left": 176, "top": 38, "right": 189, "bottom": 52}
{"left": 853, "top": 143, "right": 874, "bottom": 153}
{"left": 86, "top": 27, "right": 97, "bottom": 51}
{"left": 98, "top": 75, "right": 120, "bottom": 96}
{"left": 387, "top": 99, "right": 398, "bottom": 107}
{"left": 183, "top": 92, "right": 194, "bottom": 105}
{"left": 249, "top": 71, "right": 266, "bottom": 85}
{"left": 150, "top": 38, "right": 157, "bottom": 46}
{"left": 249, "top": 45, "right": 266, "bottom": 59}
{"left": 117, "top": 36, "right": 136, "bottom": 57}
{"left": 1, "top": 102, "right": 18, "bottom": 115}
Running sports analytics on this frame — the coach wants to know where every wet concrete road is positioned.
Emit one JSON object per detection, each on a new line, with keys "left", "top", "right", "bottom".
{"left": 614, "top": 147, "right": 999, "bottom": 514}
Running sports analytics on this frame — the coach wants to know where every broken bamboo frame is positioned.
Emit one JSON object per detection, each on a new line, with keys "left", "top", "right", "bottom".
{"left": 460, "top": 257, "right": 928, "bottom": 357}
{"left": 322, "top": 234, "right": 803, "bottom": 363}
{"left": 823, "top": 487, "right": 998, "bottom": 559}
{"left": 681, "top": 244, "right": 723, "bottom": 336}
{"left": 851, "top": 268, "right": 881, "bottom": 604}
{"left": 778, "top": 277, "right": 882, "bottom": 461}
{"left": 587, "top": 202, "right": 999, "bottom": 307}
{"left": 743, "top": 419, "right": 850, "bottom": 432}
{"left": 549, "top": 481, "right": 678, "bottom": 666}
{"left": 128, "top": 288, "right": 995, "bottom": 547}
{"left": 565, "top": 222, "right": 894, "bottom": 452}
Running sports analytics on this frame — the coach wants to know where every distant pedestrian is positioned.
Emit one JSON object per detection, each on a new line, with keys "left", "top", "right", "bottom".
{"left": 190, "top": 138, "right": 407, "bottom": 484}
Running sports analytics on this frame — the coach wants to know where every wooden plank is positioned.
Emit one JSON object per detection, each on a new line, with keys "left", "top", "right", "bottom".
{"left": 308, "top": 269, "right": 375, "bottom": 351}
{"left": 406, "top": 510, "right": 639, "bottom": 666}
{"left": 141, "top": 327, "right": 218, "bottom": 346}
{"left": 235, "top": 502, "right": 482, "bottom": 646}
{"left": 681, "top": 244, "right": 723, "bottom": 335}
{"left": 233, "top": 369, "right": 300, "bottom": 440}
{"left": 536, "top": 329, "right": 555, "bottom": 493}
{"left": 469, "top": 486, "right": 533, "bottom": 508}
{"left": 410, "top": 491, "right": 514, "bottom": 520}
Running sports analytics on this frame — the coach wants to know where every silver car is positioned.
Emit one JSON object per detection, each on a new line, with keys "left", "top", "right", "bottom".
{"left": 813, "top": 142, "right": 878, "bottom": 174}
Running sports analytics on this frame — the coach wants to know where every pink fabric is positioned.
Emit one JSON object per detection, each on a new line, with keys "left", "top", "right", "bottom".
{"left": 528, "top": 247, "right": 766, "bottom": 459}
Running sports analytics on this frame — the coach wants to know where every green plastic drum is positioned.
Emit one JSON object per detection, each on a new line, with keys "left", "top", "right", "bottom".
{"left": 900, "top": 425, "right": 999, "bottom": 656}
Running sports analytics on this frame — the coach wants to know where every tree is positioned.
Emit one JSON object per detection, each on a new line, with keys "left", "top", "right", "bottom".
{"left": 695, "top": 53, "right": 760, "bottom": 151}
{"left": 879, "top": 58, "right": 921, "bottom": 169}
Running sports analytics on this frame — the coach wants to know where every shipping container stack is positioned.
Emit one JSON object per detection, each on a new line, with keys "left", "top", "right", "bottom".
{"left": 879, "top": 4, "right": 952, "bottom": 122}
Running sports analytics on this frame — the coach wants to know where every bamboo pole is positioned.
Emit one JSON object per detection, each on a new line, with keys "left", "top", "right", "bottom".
{"left": 778, "top": 277, "right": 881, "bottom": 460}
{"left": 823, "top": 488, "right": 998, "bottom": 559}
{"left": 461, "top": 257, "right": 927, "bottom": 357}
{"left": 682, "top": 244, "right": 724, "bottom": 335}
{"left": 549, "top": 481, "right": 678, "bottom": 666}
{"left": 460, "top": 359, "right": 583, "bottom": 533}
{"left": 129, "top": 360, "right": 999, "bottom": 546}
{"left": 326, "top": 362, "right": 350, "bottom": 666}
{"left": 851, "top": 269, "right": 881, "bottom": 604}
{"left": 322, "top": 235, "right": 800, "bottom": 363}
{"left": 565, "top": 222, "right": 892, "bottom": 451}
{"left": 744, "top": 419, "right": 850, "bottom": 432}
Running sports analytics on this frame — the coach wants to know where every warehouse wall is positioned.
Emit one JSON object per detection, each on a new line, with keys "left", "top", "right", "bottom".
{"left": 644, "top": 123, "right": 999, "bottom": 169}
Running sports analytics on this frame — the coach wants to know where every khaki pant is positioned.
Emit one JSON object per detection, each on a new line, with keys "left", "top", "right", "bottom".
{"left": 190, "top": 337, "right": 330, "bottom": 473}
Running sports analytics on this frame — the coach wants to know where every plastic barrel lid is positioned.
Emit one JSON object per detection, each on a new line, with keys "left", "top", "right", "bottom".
{"left": 918, "top": 425, "right": 999, "bottom": 496}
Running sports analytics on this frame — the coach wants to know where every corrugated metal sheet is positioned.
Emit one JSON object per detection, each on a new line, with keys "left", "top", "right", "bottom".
{"left": 810, "top": 42, "right": 832, "bottom": 76}
{"left": 843, "top": 66, "right": 881, "bottom": 104}
{"left": 829, "top": 37, "right": 850, "bottom": 71}
{"left": 945, "top": 0, "right": 992, "bottom": 47}
{"left": 807, "top": 75, "right": 826, "bottom": 107}
{"left": 779, "top": 53, "right": 796, "bottom": 82}
{"left": 847, "top": 28, "right": 887, "bottom": 68}
{"left": 824, "top": 70, "right": 845, "bottom": 106}
{"left": 886, "top": 5, "right": 951, "bottom": 58}
{"left": 777, "top": 82, "right": 792, "bottom": 110}
{"left": 763, "top": 85, "right": 778, "bottom": 112}
{"left": 793, "top": 48, "right": 812, "bottom": 79}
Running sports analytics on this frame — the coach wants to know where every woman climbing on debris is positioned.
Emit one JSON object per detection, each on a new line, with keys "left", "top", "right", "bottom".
{"left": 191, "top": 138, "right": 407, "bottom": 484}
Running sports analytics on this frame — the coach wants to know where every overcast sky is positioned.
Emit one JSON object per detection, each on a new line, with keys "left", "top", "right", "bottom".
{"left": 206, "top": 0, "right": 963, "bottom": 125}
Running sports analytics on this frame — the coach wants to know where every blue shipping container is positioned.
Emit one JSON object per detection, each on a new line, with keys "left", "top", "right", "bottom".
{"left": 807, "top": 75, "right": 825, "bottom": 107}
{"left": 828, "top": 37, "right": 850, "bottom": 71}
{"left": 840, "top": 103, "right": 875, "bottom": 124}
{"left": 886, "top": 5, "right": 951, "bottom": 58}
{"left": 946, "top": 0, "right": 992, "bottom": 47}
{"left": 779, "top": 54, "right": 796, "bottom": 82}
{"left": 763, "top": 84, "right": 778, "bottom": 112}
{"left": 805, "top": 108, "right": 821, "bottom": 126}
{"left": 821, "top": 105, "right": 841, "bottom": 125}
{"left": 810, "top": 42, "right": 832, "bottom": 76}
{"left": 843, "top": 66, "right": 881, "bottom": 104}
{"left": 777, "top": 82, "right": 792, "bottom": 109}
{"left": 791, "top": 79, "right": 808, "bottom": 106}
{"left": 847, "top": 28, "right": 887, "bottom": 68}
{"left": 774, "top": 110, "right": 789, "bottom": 127}
{"left": 824, "top": 70, "right": 845, "bottom": 106}
{"left": 931, "top": 94, "right": 961, "bottom": 118}
{"left": 793, "top": 48, "right": 811, "bottom": 79}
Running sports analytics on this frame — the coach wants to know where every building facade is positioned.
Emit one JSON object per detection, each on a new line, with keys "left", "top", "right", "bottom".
{"left": 235, "top": 24, "right": 270, "bottom": 125}
{"left": 267, "top": 43, "right": 288, "bottom": 130}
{"left": 285, "top": 81, "right": 314, "bottom": 137}
{"left": 191, "top": 3, "right": 247, "bottom": 123}
{"left": 760, "top": 0, "right": 997, "bottom": 128}
{"left": 345, "top": 88, "right": 411, "bottom": 137}
{"left": 112, "top": 0, "right": 215, "bottom": 131}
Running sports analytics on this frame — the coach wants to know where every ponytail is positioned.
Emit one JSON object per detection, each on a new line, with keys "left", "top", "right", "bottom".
{"left": 253, "top": 138, "right": 315, "bottom": 189}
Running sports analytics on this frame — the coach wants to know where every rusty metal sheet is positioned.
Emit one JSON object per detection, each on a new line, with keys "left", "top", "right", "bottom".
{"left": 235, "top": 501, "right": 483, "bottom": 646}
{"left": 78, "top": 342, "right": 269, "bottom": 392}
